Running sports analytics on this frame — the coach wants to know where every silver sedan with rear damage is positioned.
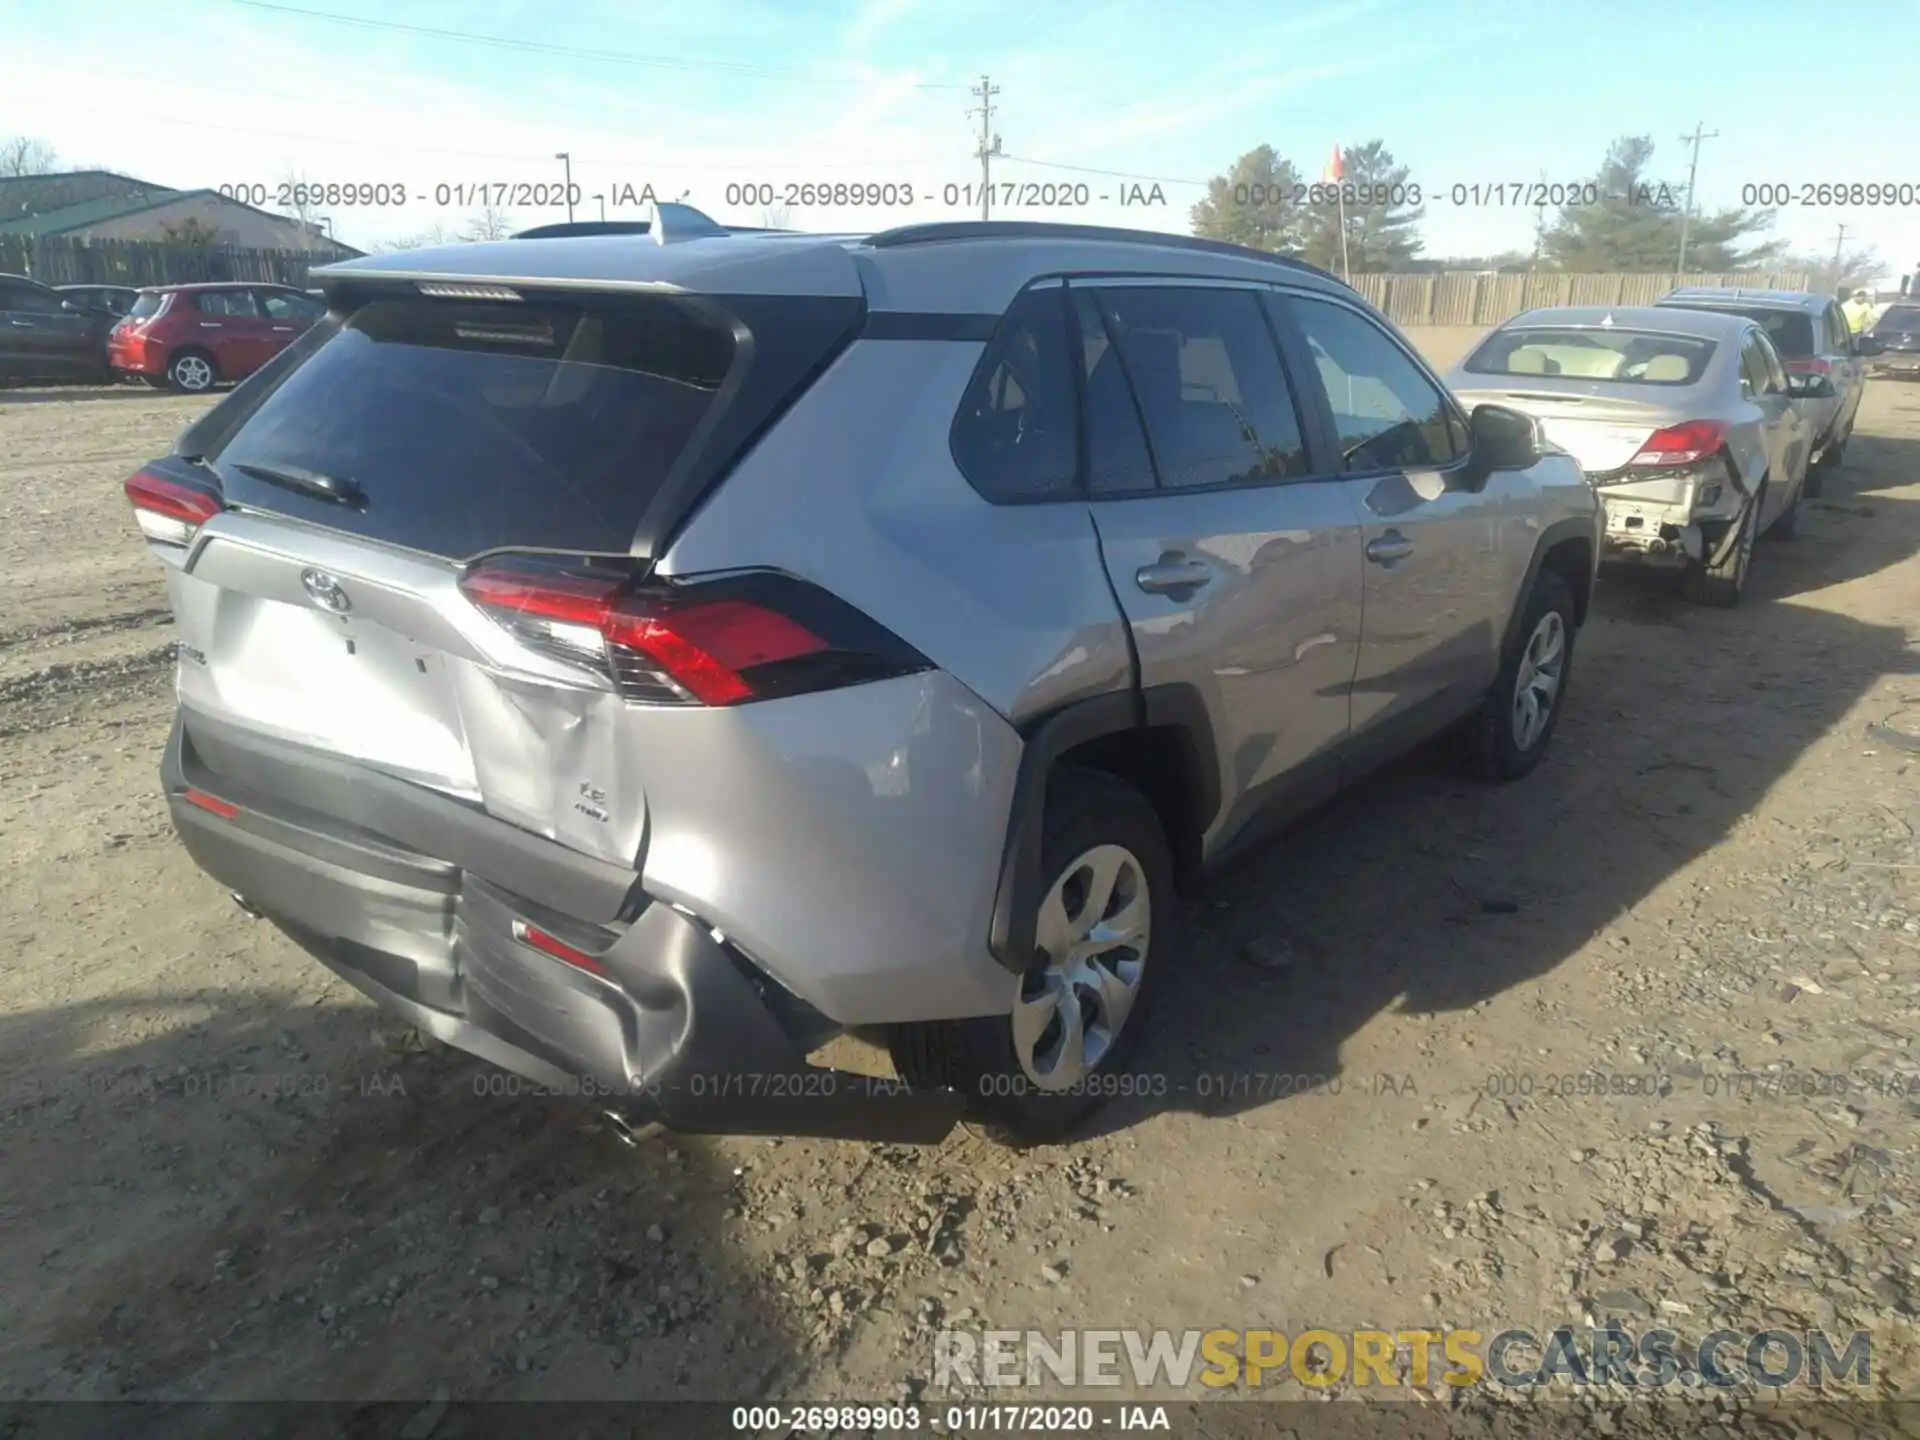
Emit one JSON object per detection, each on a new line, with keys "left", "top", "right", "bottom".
{"left": 1446, "top": 305, "right": 1825, "bottom": 607}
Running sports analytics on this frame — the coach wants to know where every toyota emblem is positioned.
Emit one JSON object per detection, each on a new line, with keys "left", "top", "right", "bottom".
{"left": 300, "top": 568, "right": 352, "bottom": 614}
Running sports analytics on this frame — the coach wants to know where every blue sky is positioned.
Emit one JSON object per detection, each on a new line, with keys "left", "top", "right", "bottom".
{"left": 3, "top": 0, "right": 1915, "bottom": 278}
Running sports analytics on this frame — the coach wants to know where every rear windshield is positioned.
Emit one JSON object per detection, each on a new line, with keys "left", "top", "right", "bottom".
{"left": 1874, "top": 306, "right": 1920, "bottom": 333}
{"left": 1462, "top": 327, "right": 1716, "bottom": 385}
{"left": 128, "top": 292, "right": 166, "bottom": 318}
{"left": 210, "top": 295, "right": 738, "bottom": 559}
{"left": 1667, "top": 303, "right": 1815, "bottom": 357}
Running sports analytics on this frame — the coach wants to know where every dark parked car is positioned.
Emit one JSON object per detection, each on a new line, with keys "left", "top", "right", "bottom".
{"left": 0, "top": 272, "right": 114, "bottom": 383}
{"left": 56, "top": 284, "right": 142, "bottom": 318}
{"left": 108, "top": 282, "right": 328, "bottom": 393}
{"left": 1868, "top": 305, "right": 1920, "bottom": 379}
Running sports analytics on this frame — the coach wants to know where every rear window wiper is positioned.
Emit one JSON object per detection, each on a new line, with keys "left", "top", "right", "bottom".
{"left": 230, "top": 462, "right": 367, "bottom": 509}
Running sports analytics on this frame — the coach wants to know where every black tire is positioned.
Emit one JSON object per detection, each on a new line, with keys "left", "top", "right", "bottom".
{"left": 1766, "top": 484, "right": 1799, "bottom": 540}
{"left": 1683, "top": 486, "right": 1760, "bottom": 607}
{"left": 889, "top": 767, "right": 1176, "bottom": 1146}
{"left": 166, "top": 348, "right": 219, "bottom": 394}
{"left": 1461, "top": 565, "right": 1577, "bottom": 783}
{"left": 1806, "top": 434, "right": 1844, "bottom": 496}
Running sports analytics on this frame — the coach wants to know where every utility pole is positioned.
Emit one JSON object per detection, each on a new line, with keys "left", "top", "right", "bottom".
{"left": 594, "top": 193, "right": 606, "bottom": 222}
{"left": 1831, "top": 223, "right": 1849, "bottom": 289}
{"left": 969, "top": 75, "right": 1002, "bottom": 221}
{"left": 1674, "top": 122, "right": 1718, "bottom": 283}
{"left": 555, "top": 151, "right": 574, "bottom": 223}
{"left": 1530, "top": 167, "right": 1547, "bottom": 273}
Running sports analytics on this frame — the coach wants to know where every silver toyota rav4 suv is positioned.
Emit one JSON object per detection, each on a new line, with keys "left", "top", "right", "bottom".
{"left": 123, "top": 210, "right": 1601, "bottom": 1145}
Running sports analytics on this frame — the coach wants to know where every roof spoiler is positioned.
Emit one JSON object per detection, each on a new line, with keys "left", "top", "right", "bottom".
{"left": 511, "top": 202, "right": 792, "bottom": 244}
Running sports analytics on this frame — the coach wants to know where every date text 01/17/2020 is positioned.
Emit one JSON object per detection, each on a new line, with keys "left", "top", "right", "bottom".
{"left": 719, "top": 181, "right": 1170, "bottom": 209}
{"left": 217, "top": 179, "right": 1172, "bottom": 214}
{"left": 217, "top": 180, "right": 643, "bottom": 210}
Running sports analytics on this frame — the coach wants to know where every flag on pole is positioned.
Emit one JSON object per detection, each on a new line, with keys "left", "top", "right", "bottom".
{"left": 1323, "top": 144, "right": 1351, "bottom": 280}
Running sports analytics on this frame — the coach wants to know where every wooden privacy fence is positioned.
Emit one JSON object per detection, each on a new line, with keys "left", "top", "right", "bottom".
{"left": 1349, "top": 271, "right": 1813, "bottom": 328}
{"left": 0, "top": 235, "right": 334, "bottom": 288}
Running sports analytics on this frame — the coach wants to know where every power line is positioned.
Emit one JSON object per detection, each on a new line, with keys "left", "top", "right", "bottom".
{"left": 998, "top": 154, "right": 1208, "bottom": 187}
{"left": 219, "top": 0, "right": 967, "bottom": 89}
{"left": 75, "top": 107, "right": 942, "bottom": 171}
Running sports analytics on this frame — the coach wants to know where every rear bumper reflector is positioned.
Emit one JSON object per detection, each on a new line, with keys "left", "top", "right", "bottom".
{"left": 183, "top": 787, "right": 240, "bottom": 819}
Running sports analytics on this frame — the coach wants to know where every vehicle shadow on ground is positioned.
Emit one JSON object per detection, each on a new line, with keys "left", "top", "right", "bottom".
{"left": 1080, "top": 452, "right": 1920, "bottom": 1137}
{"left": 0, "top": 992, "right": 804, "bottom": 1419}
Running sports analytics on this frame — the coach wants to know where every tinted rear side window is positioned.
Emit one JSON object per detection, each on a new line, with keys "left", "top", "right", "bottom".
{"left": 950, "top": 287, "right": 1078, "bottom": 502}
{"left": 1071, "top": 289, "right": 1157, "bottom": 496}
{"left": 211, "top": 294, "right": 738, "bottom": 558}
{"left": 1091, "top": 287, "right": 1308, "bottom": 490}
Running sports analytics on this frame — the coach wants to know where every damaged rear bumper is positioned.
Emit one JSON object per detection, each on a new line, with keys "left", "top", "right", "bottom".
{"left": 1594, "top": 460, "right": 1739, "bottom": 569}
{"left": 161, "top": 712, "right": 964, "bottom": 1143}
{"left": 1599, "top": 499, "right": 1704, "bottom": 567}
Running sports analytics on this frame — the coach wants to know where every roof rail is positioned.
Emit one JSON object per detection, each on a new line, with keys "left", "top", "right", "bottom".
{"left": 512, "top": 220, "right": 653, "bottom": 239}
{"left": 511, "top": 216, "right": 803, "bottom": 241}
{"left": 862, "top": 220, "right": 1342, "bottom": 284}
{"left": 511, "top": 203, "right": 806, "bottom": 244}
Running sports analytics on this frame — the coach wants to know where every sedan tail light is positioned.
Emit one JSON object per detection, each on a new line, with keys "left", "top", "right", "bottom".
{"left": 1628, "top": 420, "right": 1729, "bottom": 468}
{"left": 458, "top": 558, "right": 931, "bottom": 707}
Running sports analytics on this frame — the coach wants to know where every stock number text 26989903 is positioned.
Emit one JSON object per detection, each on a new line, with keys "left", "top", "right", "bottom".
{"left": 217, "top": 181, "right": 597, "bottom": 209}
{"left": 720, "top": 181, "right": 1119, "bottom": 209}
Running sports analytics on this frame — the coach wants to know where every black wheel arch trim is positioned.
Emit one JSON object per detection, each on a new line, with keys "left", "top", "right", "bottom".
{"left": 987, "top": 683, "right": 1220, "bottom": 973}
{"left": 1500, "top": 515, "right": 1598, "bottom": 658}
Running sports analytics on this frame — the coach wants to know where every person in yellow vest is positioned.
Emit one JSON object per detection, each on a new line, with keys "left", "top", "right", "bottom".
{"left": 1841, "top": 288, "right": 1876, "bottom": 336}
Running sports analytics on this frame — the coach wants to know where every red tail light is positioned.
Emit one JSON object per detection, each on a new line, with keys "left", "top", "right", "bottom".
{"left": 1785, "top": 357, "right": 1832, "bottom": 376}
{"left": 1627, "top": 420, "right": 1728, "bottom": 468}
{"left": 513, "top": 920, "right": 607, "bottom": 976}
{"left": 458, "top": 559, "right": 929, "bottom": 707}
{"left": 125, "top": 467, "right": 222, "bottom": 546}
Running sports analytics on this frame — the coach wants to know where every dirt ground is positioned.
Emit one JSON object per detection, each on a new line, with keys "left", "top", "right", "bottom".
{"left": 3, "top": 331, "right": 1919, "bottom": 1433}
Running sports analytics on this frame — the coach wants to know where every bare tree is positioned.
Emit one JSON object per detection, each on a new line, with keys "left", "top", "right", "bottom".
{"left": 458, "top": 204, "right": 516, "bottom": 241}
{"left": 159, "top": 217, "right": 222, "bottom": 247}
{"left": 1788, "top": 242, "right": 1884, "bottom": 297}
{"left": 760, "top": 202, "right": 792, "bottom": 230}
{"left": 279, "top": 169, "right": 322, "bottom": 252}
{"left": 367, "top": 222, "right": 453, "bottom": 252}
{"left": 1, "top": 135, "right": 59, "bottom": 177}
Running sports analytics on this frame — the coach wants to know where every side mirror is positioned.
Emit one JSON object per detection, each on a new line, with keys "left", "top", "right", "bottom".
{"left": 1855, "top": 335, "right": 1884, "bottom": 357}
{"left": 59, "top": 298, "right": 80, "bottom": 312}
{"left": 1467, "top": 403, "right": 1541, "bottom": 476}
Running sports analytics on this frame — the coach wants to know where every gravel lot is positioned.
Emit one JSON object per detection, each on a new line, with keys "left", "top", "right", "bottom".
{"left": 4, "top": 334, "right": 1918, "bottom": 1432}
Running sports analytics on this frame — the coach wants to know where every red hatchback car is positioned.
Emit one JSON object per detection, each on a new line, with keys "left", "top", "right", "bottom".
{"left": 109, "top": 282, "right": 327, "bottom": 393}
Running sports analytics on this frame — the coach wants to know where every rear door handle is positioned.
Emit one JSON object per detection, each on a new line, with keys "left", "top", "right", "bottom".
{"left": 200, "top": 321, "right": 223, "bottom": 328}
{"left": 1135, "top": 555, "right": 1213, "bottom": 596}
{"left": 9, "top": 318, "right": 35, "bottom": 328}
{"left": 1366, "top": 532, "right": 1414, "bottom": 566}
{"left": 271, "top": 325, "right": 294, "bottom": 332}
